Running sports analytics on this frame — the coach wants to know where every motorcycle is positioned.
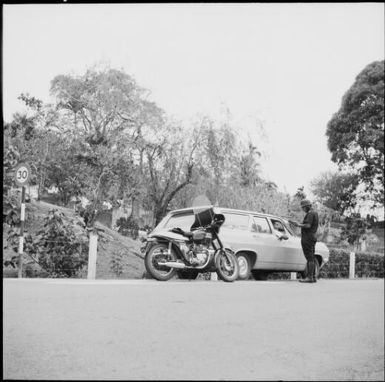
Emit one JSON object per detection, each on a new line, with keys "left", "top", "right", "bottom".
{"left": 144, "top": 206, "right": 239, "bottom": 282}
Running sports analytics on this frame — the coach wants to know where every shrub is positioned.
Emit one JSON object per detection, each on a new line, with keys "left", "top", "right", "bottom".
{"left": 110, "top": 250, "right": 125, "bottom": 277}
{"left": 320, "top": 248, "right": 384, "bottom": 279}
{"left": 5, "top": 209, "right": 89, "bottom": 278}
{"left": 33, "top": 210, "right": 89, "bottom": 277}
{"left": 3, "top": 268, "right": 18, "bottom": 278}
{"left": 116, "top": 217, "right": 139, "bottom": 240}
{"left": 24, "top": 262, "right": 50, "bottom": 278}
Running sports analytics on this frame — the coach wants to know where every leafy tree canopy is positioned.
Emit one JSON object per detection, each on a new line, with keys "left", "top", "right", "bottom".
{"left": 310, "top": 170, "right": 359, "bottom": 215}
{"left": 326, "top": 60, "right": 384, "bottom": 204}
{"left": 50, "top": 67, "right": 145, "bottom": 145}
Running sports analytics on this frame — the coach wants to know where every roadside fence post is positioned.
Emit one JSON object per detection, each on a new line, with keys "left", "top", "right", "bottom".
{"left": 349, "top": 251, "right": 356, "bottom": 279}
{"left": 87, "top": 231, "right": 98, "bottom": 280}
{"left": 210, "top": 272, "right": 218, "bottom": 281}
{"left": 290, "top": 272, "right": 297, "bottom": 280}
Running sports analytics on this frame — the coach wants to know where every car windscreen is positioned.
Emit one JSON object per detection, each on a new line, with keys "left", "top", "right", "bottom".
{"left": 222, "top": 213, "right": 250, "bottom": 230}
{"left": 163, "top": 213, "right": 195, "bottom": 230}
{"left": 281, "top": 219, "right": 297, "bottom": 236}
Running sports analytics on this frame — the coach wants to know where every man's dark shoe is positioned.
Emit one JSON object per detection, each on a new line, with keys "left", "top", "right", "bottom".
{"left": 299, "top": 278, "right": 314, "bottom": 283}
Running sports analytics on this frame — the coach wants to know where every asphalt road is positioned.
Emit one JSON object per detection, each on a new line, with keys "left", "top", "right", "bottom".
{"left": 3, "top": 278, "right": 384, "bottom": 381}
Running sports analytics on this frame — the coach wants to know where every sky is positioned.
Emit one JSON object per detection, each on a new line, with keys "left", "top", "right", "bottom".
{"left": 3, "top": 3, "right": 384, "bottom": 196}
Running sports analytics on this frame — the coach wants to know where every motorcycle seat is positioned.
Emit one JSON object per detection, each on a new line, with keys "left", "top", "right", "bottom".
{"left": 170, "top": 227, "right": 193, "bottom": 238}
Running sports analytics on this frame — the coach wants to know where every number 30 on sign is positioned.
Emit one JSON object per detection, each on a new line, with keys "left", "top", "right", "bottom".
{"left": 15, "top": 163, "right": 31, "bottom": 187}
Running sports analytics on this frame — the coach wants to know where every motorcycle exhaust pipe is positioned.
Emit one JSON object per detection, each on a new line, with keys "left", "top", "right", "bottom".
{"left": 160, "top": 261, "right": 186, "bottom": 269}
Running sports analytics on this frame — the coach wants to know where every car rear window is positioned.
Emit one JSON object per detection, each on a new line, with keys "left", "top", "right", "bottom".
{"left": 163, "top": 213, "right": 195, "bottom": 230}
{"left": 222, "top": 213, "right": 250, "bottom": 230}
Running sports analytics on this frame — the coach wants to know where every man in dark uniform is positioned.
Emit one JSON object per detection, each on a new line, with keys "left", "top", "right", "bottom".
{"left": 291, "top": 199, "right": 319, "bottom": 283}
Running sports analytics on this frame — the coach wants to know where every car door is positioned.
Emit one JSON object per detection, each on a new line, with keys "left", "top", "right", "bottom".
{"left": 220, "top": 212, "right": 254, "bottom": 252}
{"left": 268, "top": 218, "right": 304, "bottom": 270}
{"left": 249, "top": 215, "right": 288, "bottom": 270}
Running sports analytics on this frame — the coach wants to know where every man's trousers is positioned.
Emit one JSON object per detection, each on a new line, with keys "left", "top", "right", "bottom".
{"left": 301, "top": 238, "right": 317, "bottom": 279}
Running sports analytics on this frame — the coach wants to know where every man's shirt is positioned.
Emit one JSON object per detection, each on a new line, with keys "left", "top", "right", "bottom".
{"left": 301, "top": 210, "right": 319, "bottom": 240}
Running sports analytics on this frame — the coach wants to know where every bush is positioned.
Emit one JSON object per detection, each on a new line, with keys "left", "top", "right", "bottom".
{"left": 3, "top": 268, "right": 18, "bottom": 278}
{"left": 33, "top": 210, "right": 89, "bottom": 277}
{"left": 116, "top": 217, "right": 139, "bottom": 240}
{"left": 5, "top": 209, "right": 89, "bottom": 278}
{"left": 24, "top": 262, "right": 50, "bottom": 278}
{"left": 320, "top": 249, "right": 384, "bottom": 279}
{"left": 110, "top": 250, "right": 125, "bottom": 277}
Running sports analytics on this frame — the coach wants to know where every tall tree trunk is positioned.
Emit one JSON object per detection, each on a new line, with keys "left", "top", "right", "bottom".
{"left": 154, "top": 204, "right": 168, "bottom": 226}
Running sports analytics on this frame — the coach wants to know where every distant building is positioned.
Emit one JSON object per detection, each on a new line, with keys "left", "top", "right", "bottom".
{"left": 9, "top": 185, "right": 39, "bottom": 201}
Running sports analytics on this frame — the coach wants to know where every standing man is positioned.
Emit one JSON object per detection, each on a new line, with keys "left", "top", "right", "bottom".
{"left": 290, "top": 199, "right": 319, "bottom": 283}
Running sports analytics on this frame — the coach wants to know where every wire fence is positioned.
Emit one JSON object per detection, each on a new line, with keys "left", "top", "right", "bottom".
{"left": 3, "top": 238, "right": 384, "bottom": 279}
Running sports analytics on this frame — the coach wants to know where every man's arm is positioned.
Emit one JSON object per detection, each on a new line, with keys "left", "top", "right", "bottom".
{"left": 290, "top": 221, "right": 311, "bottom": 228}
{"left": 289, "top": 213, "right": 313, "bottom": 228}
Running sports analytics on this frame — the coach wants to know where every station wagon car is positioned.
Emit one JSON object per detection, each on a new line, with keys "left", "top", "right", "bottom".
{"left": 146, "top": 206, "right": 329, "bottom": 280}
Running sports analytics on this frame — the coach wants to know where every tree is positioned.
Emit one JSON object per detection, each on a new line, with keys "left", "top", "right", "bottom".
{"left": 340, "top": 213, "right": 369, "bottom": 252}
{"left": 50, "top": 67, "right": 144, "bottom": 145}
{"left": 4, "top": 94, "right": 69, "bottom": 200}
{"left": 326, "top": 60, "right": 384, "bottom": 204}
{"left": 142, "top": 121, "right": 199, "bottom": 224}
{"left": 44, "top": 137, "right": 91, "bottom": 206}
{"left": 294, "top": 186, "right": 307, "bottom": 200}
{"left": 310, "top": 171, "right": 360, "bottom": 215}
{"left": 198, "top": 116, "right": 240, "bottom": 188}
{"left": 239, "top": 142, "right": 262, "bottom": 187}
{"left": 3, "top": 144, "right": 21, "bottom": 197}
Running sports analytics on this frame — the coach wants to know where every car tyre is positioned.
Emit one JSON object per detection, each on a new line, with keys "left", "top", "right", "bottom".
{"left": 237, "top": 253, "right": 251, "bottom": 280}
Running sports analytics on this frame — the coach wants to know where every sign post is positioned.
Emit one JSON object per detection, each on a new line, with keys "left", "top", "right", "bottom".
{"left": 15, "top": 163, "right": 31, "bottom": 278}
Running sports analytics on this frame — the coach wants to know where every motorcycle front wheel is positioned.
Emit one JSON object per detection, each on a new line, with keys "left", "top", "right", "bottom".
{"left": 215, "top": 250, "right": 239, "bottom": 282}
{"left": 144, "top": 243, "right": 178, "bottom": 281}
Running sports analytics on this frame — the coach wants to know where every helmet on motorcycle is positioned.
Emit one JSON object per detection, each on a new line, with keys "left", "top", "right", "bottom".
{"left": 300, "top": 199, "right": 312, "bottom": 208}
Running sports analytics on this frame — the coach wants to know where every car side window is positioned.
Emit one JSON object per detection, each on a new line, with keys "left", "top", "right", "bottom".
{"left": 251, "top": 216, "right": 272, "bottom": 234}
{"left": 271, "top": 219, "right": 287, "bottom": 234}
{"left": 222, "top": 213, "right": 250, "bottom": 230}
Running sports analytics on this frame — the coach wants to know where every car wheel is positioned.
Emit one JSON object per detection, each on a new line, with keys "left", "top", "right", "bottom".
{"left": 251, "top": 270, "right": 269, "bottom": 281}
{"left": 237, "top": 253, "right": 251, "bottom": 280}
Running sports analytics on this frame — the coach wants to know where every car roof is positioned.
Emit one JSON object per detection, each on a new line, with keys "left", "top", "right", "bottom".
{"left": 167, "top": 205, "right": 284, "bottom": 220}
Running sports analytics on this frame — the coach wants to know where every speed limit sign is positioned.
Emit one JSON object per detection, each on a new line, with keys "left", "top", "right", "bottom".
{"left": 15, "top": 163, "right": 31, "bottom": 187}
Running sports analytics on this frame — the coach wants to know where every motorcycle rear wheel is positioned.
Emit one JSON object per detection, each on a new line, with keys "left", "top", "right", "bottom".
{"left": 145, "top": 243, "right": 178, "bottom": 281}
{"left": 215, "top": 250, "right": 239, "bottom": 282}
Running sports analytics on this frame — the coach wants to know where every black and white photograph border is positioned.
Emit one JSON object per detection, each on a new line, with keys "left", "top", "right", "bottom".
{"left": 3, "top": 3, "right": 384, "bottom": 381}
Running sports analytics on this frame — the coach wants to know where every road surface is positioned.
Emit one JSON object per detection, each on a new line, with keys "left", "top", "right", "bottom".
{"left": 3, "top": 278, "right": 384, "bottom": 380}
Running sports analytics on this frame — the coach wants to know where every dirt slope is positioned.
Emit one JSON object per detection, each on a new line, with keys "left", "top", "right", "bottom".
{"left": 3, "top": 200, "right": 146, "bottom": 279}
